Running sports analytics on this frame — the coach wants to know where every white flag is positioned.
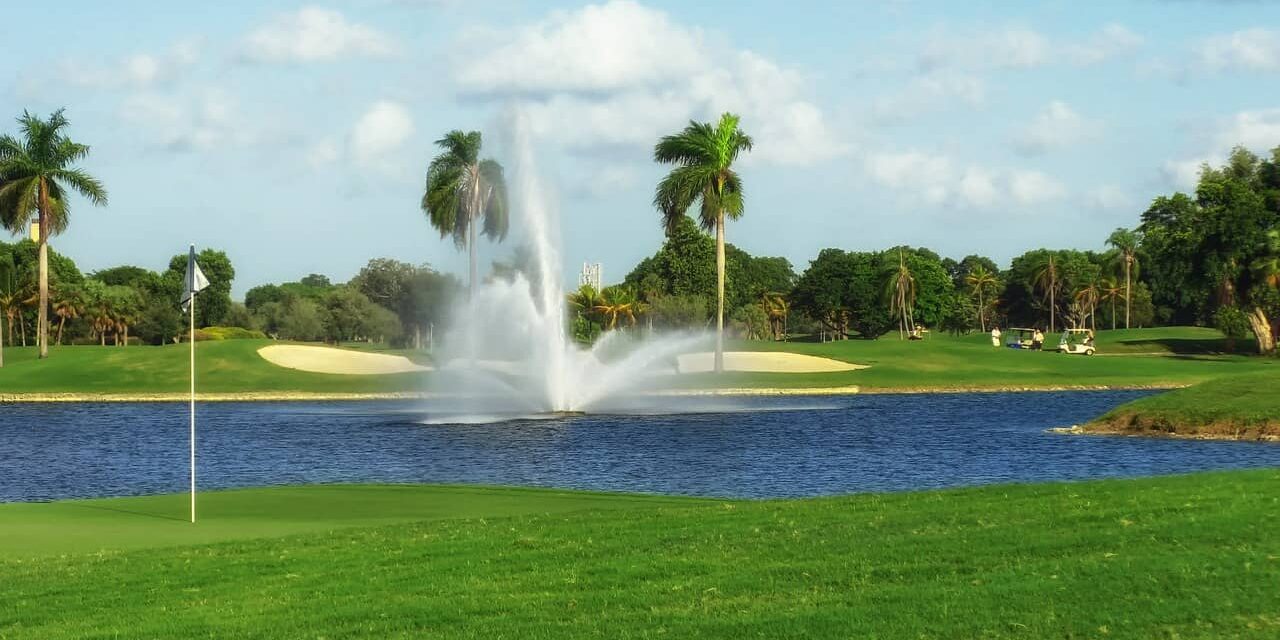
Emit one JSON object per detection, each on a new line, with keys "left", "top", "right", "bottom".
{"left": 180, "top": 245, "right": 210, "bottom": 312}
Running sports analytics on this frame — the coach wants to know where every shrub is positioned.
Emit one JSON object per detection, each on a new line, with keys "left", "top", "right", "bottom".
{"left": 197, "top": 326, "right": 268, "bottom": 341}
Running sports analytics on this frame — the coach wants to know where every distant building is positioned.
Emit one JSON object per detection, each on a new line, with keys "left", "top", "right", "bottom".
{"left": 579, "top": 262, "right": 602, "bottom": 291}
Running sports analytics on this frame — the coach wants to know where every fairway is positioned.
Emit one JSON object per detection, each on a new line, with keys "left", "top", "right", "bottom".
{"left": 2, "top": 471, "right": 1277, "bottom": 638}
{"left": 0, "top": 484, "right": 702, "bottom": 559}
{"left": 0, "top": 327, "right": 1272, "bottom": 397}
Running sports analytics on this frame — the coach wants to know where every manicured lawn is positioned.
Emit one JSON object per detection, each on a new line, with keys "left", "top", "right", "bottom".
{"left": 0, "top": 328, "right": 1273, "bottom": 395}
{"left": 696, "top": 327, "right": 1278, "bottom": 391}
{"left": 2, "top": 471, "right": 1278, "bottom": 638}
{"left": 0, "top": 340, "right": 429, "bottom": 394}
{"left": 1088, "top": 367, "right": 1280, "bottom": 438}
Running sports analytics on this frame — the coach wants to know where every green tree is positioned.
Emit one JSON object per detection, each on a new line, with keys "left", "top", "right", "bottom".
{"left": 1106, "top": 228, "right": 1141, "bottom": 329}
{"left": 652, "top": 112, "right": 753, "bottom": 373}
{"left": 0, "top": 110, "right": 107, "bottom": 358}
{"left": 964, "top": 265, "right": 998, "bottom": 332}
{"left": 1030, "top": 254, "right": 1061, "bottom": 333}
{"left": 421, "top": 130, "right": 508, "bottom": 297}
{"left": 164, "top": 249, "right": 234, "bottom": 327}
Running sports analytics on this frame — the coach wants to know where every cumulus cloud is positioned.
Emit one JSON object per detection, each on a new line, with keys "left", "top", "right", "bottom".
{"left": 1162, "top": 108, "right": 1280, "bottom": 189}
{"left": 55, "top": 39, "right": 200, "bottom": 90}
{"left": 1014, "top": 100, "right": 1099, "bottom": 155}
{"left": 1085, "top": 185, "right": 1133, "bottom": 211}
{"left": 118, "top": 89, "right": 250, "bottom": 152}
{"left": 871, "top": 71, "right": 985, "bottom": 123}
{"left": 864, "top": 151, "right": 1066, "bottom": 208}
{"left": 307, "top": 101, "right": 416, "bottom": 178}
{"left": 451, "top": 0, "right": 846, "bottom": 166}
{"left": 915, "top": 23, "right": 1141, "bottom": 71}
{"left": 240, "top": 7, "right": 397, "bottom": 63}
{"left": 1197, "top": 28, "right": 1280, "bottom": 72}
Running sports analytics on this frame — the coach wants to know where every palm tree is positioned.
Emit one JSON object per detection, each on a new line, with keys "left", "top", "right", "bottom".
{"left": 653, "top": 113, "right": 753, "bottom": 373}
{"left": 0, "top": 109, "right": 108, "bottom": 358}
{"left": 964, "top": 265, "right": 998, "bottom": 332}
{"left": 593, "top": 286, "right": 638, "bottom": 330}
{"left": 1031, "top": 253, "right": 1061, "bottom": 333}
{"left": 1250, "top": 229, "right": 1280, "bottom": 289}
{"left": 51, "top": 285, "right": 82, "bottom": 345}
{"left": 760, "top": 291, "right": 789, "bottom": 341}
{"left": 1099, "top": 276, "right": 1123, "bottom": 330}
{"left": 885, "top": 250, "right": 916, "bottom": 340}
{"left": 567, "top": 284, "right": 603, "bottom": 322}
{"left": 1073, "top": 280, "right": 1100, "bottom": 332}
{"left": 1105, "top": 228, "right": 1140, "bottom": 329}
{"left": 420, "top": 130, "right": 508, "bottom": 298}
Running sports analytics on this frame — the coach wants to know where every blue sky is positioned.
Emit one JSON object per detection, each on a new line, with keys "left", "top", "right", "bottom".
{"left": 5, "top": 0, "right": 1280, "bottom": 297}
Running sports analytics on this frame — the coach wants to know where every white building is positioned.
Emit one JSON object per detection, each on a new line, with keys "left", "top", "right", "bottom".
{"left": 579, "top": 262, "right": 602, "bottom": 291}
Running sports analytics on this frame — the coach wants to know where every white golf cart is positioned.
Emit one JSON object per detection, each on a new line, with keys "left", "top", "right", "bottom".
{"left": 1005, "top": 328, "right": 1038, "bottom": 350}
{"left": 1058, "top": 328, "right": 1096, "bottom": 355}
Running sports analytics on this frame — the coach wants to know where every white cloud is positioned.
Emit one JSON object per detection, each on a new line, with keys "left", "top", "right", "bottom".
{"left": 57, "top": 39, "right": 201, "bottom": 90}
{"left": 451, "top": 0, "right": 846, "bottom": 166}
{"left": 240, "top": 7, "right": 397, "bottom": 63}
{"left": 1162, "top": 108, "right": 1280, "bottom": 189}
{"left": 1014, "top": 100, "right": 1099, "bottom": 155}
{"left": 864, "top": 151, "right": 1066, "bottom": 208}
{"left": 1197, "top": 28, "right": 1280, "bottom": 72}
{"left": 118, "top": 89, "right": 250, "bottom": 152}
{"left": 915, "top": 23, "right": 1141, "bottom": 71}
{"left": 872, "top": 72, "right": 985, "bottom": 123}
{"left": 306, "top": 139, "right": 342, "bottom": 169}
{"left": 351, "top": 100, "right": 415, "bottom": 167}
{"left": 958, "top": 167, "right": 999, "bottom": 207}
{"left": 1085, "top": 185, "right": 1132, "bottom": 211}
{"left": 1009, "top": 170, "right": 1067, "bottom": 204}
{"left": 917, "top": 26, "right": 1050, "bottom": 71}
{"left": 1067, "top": 24, "right": 1144, "bottom": 65}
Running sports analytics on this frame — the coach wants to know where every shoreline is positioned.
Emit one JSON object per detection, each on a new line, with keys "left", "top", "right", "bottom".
{"left": 1050, "top": 424, "right": 1280, "bottom": 443}
{"left": 0, "top": 384, "right": 1184, "bottom": 403}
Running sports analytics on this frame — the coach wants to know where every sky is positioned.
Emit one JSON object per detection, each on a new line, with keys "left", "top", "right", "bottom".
{"left": 5, "top": 0, "right": 1280, "bottom": 298}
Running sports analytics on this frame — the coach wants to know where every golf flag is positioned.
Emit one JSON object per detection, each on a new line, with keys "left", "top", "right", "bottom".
{"left": 181, "top": 244, "right": 208, "bottom": 524}
{"left": 181, "top": 246, "right": 209, "bottom": 312}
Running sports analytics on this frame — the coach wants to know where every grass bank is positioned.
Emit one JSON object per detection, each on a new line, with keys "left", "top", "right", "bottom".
{"left": 0, "top": 328, "right": 1272, "bottom": 397}
{"left": 2, "top": 471, "right": 1278, "bottom": 637}
{"left": 1085, "top": 368, "right": 1280, "bottom": 440}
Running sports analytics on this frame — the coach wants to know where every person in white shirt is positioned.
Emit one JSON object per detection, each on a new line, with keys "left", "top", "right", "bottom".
{"left": 991, "top": 326, "right": 1002, "bottom": 348}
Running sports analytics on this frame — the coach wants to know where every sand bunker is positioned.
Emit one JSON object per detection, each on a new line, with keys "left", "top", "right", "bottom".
{"left": 676, "top": 351, "right": 867, "bottom": 374}
{"left": 258, "top": 344, "right": 431, "bottom": 375}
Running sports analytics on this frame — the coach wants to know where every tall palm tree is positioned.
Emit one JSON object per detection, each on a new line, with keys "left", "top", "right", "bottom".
{"left": 1031, "top": 253, "right": 1061, "bottom": 333}
{"left": 886, "top": 250, "right": 917, "bottom": 340}
{"left": 1073, "top": 280, "right": 1100, "bottom": 332}
{"left": 0, "top": 109, "right": 108, "bottom": 358}
{"left": 420, "top": 130, "right": 508, "bottom": 298}
{"left": 51, "top": 285, "right": 82, "bottom": 345}
{"left": 653, "top": 113, "right": 753, "bottom": 373}
{"left": 964, "top": 265, "right": 998, "bottom": 332}
{"left": 1099, "top": 276, "right": 1123, "bottom": 330}
{"left": 760, "top": 291, "right": 789, "bottom": 341}
{"left": 1106, "top": 228, "right": 1140, "bottom": 329}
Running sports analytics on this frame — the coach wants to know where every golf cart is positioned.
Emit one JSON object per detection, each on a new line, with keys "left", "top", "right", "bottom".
{"left": 1005, "top": 328, "right": 1038, "bottom": 350}
{"left": 1058, "top": 328, "right": 1096, "bottom": 355}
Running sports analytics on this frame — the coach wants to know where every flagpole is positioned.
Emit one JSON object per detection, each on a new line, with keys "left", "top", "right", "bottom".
{"left": 190, "top": 258, "right": 197, "bottom": 525}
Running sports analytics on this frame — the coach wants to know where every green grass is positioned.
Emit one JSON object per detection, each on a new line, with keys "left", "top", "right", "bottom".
{"left": 0, "top": 340, "right": 429, "bottom": 394}
{"left": 694, "top": 327, "right": 1278, "bottom": 391}
{"left": 0, "top": 328, "right": 1274, "bottom": 395}
{"left": 3, "top": 471, "right": 1278, "bottom": 638}
{"left": 1089, "top": 367, "right": 1280, "bottom": 438}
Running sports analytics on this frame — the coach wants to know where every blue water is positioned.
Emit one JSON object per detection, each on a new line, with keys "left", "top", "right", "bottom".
{"left": 2, "top": 391, "right": 1278, "bottom": 502}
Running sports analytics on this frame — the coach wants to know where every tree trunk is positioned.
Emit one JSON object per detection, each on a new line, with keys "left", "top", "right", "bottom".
{"left": 1248, "top": 307, "right": 1276, "bottom": 355}
{"left": 978, "top": 290, "right": 986, "bottom": 332}
{"left": 37, "top": 180, "right": 49, "bottom": 359}
{"left": 57, "top": 316, "right": 66, "bottom": 345}
{"left": 1110, "top": 298, "right": 1116, "bottom": 330}
{"left": 714, "top": 210, "right": 725, "bottom": 374}
{"left": 1124, "top": 258, "right": 1131, "bottom": 330}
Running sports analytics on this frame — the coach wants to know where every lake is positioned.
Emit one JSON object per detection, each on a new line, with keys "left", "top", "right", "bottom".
{"left": 3, "top": 391, "right": 1279, "bottom": 502}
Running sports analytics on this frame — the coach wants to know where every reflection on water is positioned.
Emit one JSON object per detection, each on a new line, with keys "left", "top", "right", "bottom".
{"left": 3, "top": 391, "right": 1279, "bottom": 502}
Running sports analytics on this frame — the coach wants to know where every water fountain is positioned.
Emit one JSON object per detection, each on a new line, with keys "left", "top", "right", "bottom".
{"left": 427, "top": 114, "right": 709, "bottom": 418}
